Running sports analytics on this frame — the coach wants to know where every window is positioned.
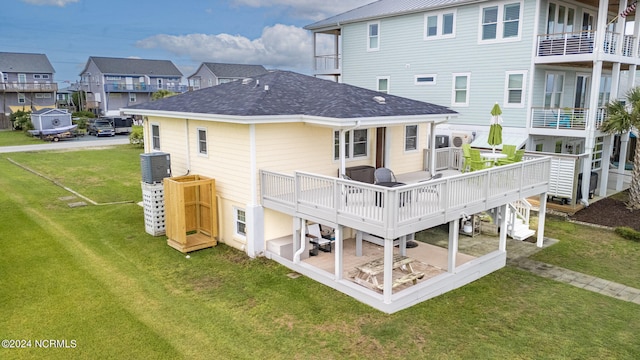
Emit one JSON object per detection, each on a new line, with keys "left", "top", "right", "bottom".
{"left": 334, "top": 129, "right": 368, "bottom": 160}
{"left": 368, "top": 21, "right": 380, "bottom": 51}
{"left": 33, "top": 74, "right": 50, "bottom": 79}
{"left": 35, "top": 93, "right": 51, "bottom": 98}
{"left": 18, "top": 74, "right": 26, "bottom": 83}
{"left": 151, "top": 124, "right": 160, "bottom": 150}
{"left": 405, "top": 125, "right": 418, "bottom": 151}
{"left": 480, "top": 2, "right": 522, "bottom": 42}
{"left": 424, "top": 11, "right": 456, "bottom": 39}
{"left": 129, "top": 93, "right": 137, "bottom": 102}
{"left": 235, "top": 208, "right": 246, "bottom": 237}
{"left": 415, "top": 74, "right": 436, "bottom": 85}
{"left": 377, "top": 76, "right": 389, "bottom": 94}
{"left": 504, "top": 71, "right": 526, "bottom": 107}
{"left": 544, "top": 72, "right": 564, "bottom": 108}
{"left": 105, "top": 76, "right": 122, "bottom": 80}
{"left": 452, "top": 73, "right": 470, "bottom": 106}
{"left": 18, "top": 94, "right": 25, "bottom": 104}
{"left": 547, "top": 3, "right": 575, "bottom": 34}
{"left": 2, "top": 74, "right": 7, "bottom": 82}
{"left": 197, "top": 128, "right": 207, "bottom": 155}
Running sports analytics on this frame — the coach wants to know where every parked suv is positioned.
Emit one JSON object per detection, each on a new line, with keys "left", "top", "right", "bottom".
{"left": 87, "top": 118, "right": 115, "bottom": 137}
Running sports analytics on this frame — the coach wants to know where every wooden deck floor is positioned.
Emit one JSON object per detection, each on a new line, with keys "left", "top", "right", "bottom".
{"left": 301, "top": 236, "right": 477, "bottom": 292}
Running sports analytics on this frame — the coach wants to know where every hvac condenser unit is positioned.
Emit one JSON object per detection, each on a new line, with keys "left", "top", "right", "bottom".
{"left": 451, "top": 132, "right": 473, "bottom": 148}
{"left": 140, "top": 152, "right": 171, "bottom": 184}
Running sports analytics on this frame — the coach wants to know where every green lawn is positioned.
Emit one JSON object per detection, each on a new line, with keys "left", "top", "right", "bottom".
{"left": 0, "top": 130, "right": 44, "bottom": 146}
{"left": 1, "top": 147, "right": 639, "bottom": 359}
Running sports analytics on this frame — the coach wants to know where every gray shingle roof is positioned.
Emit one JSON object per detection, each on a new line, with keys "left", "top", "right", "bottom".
{"left": 200, "top": 63, "right": 268, "bottom": 78}
{"left": 125, "top": 70, "right": 456, "bottom": 119}
{"left": 87, "top": 56, "right": 183, "bottom": 77}
{"left": 305, "top": 0, "right": 474, "bottom": 30}
{"left": 0, "top": 52, "right": 55, "bottom": 73}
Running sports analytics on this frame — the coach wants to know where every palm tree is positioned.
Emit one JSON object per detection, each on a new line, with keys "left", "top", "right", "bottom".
{"left": 601, "top": 87, "right": 640, "bottom": 210}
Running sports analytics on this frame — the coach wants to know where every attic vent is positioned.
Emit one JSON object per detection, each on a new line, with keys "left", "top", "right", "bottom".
{"left": 242, "top": 78, "right": 252, "bottom": 85}
{"left": 373, "top": 96, "right": 386, "bottom": 104}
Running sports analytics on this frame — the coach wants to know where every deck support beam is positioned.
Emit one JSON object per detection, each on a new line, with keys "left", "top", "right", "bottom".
{"left": 447, "top": 219, "right": 459, "bottom": 273}
{"left": 498, "top": 204, "right": 507, "bottom": 252}
{"left": 383, "top": 237, "right": 394, "bottom": 304}
{"left": 334, "top": 225, "right": 343, "bottom": 280}
{"left": 537, "top": 193, "right": 547, "bottom": 248}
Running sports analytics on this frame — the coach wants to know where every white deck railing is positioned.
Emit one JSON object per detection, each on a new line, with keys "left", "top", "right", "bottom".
{"left": 261, "top": 157, "right": 550, "bottom": 239}
{"left": 531, "top": 107, "right": 587, "bottom": 130}
{"left": 536, "top": 30, "right": 636, "bottom": 58}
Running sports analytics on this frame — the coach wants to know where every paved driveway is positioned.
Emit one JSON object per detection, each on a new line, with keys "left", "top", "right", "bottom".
{"left": 0, "top": 134, "right": 131, "bottom": 153}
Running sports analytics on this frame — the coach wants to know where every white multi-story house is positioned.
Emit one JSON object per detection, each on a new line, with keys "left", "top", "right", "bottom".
{"left": 306, "top": 0, "right": 637, "bottom": 204}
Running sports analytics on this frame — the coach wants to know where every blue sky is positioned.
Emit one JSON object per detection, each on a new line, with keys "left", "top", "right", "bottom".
{"left": 1, "top": 0, "right": 370, "bottom": 85}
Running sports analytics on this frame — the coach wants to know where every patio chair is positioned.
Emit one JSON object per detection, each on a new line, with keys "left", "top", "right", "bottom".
{"left": 374, "top": 167, "right": 397, "bottom": 184}
{"left": 498, "top": 149, "right": 525, "bottom": 165}
{"left": 461, "top": 144, "right": 472, "bottom": 172}
{"left": 469, "top": 149, "right": 491, "bottom": 171}
{"left": 306, "top": 223, "right": 332, "bottom": 254}
{"left": 500, "top": 144, "right": 516, "bottom": 159}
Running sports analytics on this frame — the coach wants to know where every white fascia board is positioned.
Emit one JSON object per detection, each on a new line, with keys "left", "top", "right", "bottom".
{"left": 121, "top": 109, "right": 303, "bottom": 124}
{"left": 303, "top": 114, "right": 454, "bottom": 128}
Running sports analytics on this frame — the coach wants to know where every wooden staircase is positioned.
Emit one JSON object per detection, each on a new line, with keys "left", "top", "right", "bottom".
{"left": 506, "top": 200, "right": 535, "bottom": 241}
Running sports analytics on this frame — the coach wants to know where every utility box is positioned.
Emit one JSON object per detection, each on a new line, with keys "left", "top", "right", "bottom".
{"left": 140, "top": 153, "right": 171, "bottom": 184}
{"left": 435, "top": 135, "right": 449, "bottom": 148}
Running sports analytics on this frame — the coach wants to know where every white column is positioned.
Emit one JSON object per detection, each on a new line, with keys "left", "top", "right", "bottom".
{"left": 447, "top": 219, "right": 459, "bottom": 273}
{"left": 498, "top": 204, "right": 508, "bottom": 252}
{"left": 383, "top": 237, "right": 394, "bottom": 304}
{"left": 617, "top": 132, "right": 630, "bottom": 190}
{"left": 536, "top": 193, "right": 547, "bottom": 248}
{"left": 334, "top": 225, "right": 343, "bottom": 280}
{"left": 599, "top": 134, "right": 614, "bottom": 196}
{"left": 429, "top": 122, "right": 437, "bottom": 175}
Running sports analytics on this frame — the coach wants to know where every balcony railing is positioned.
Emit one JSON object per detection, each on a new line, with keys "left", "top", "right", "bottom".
{"left": 0, "top": 82, "right": 58, "bottom": 92}
{"left": 104, "top": 83, "right": 189, "bottom": 93}
{"left": 313, "top": 54, "right": 341, "bottom": 74}
{"left": 531, "top": 107, "right": 588, "bottom": 130}
{"left": 536, "top": 30, "right": 637, "bottom": 58}
{"left": 261, "top": 157, "right": 550, "bottom": 240}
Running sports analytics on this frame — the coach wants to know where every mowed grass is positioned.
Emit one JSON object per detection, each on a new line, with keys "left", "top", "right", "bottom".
{"left": 0, "top": 147, "right": 639, "bottom": 359}
{"left": 533, "top": 218, "right": 640, "bottom": 289}
{"left": 0, "top": 130, "right": 44, "bottom": 146}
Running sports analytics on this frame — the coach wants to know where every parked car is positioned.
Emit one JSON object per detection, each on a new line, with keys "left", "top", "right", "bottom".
{"left": 87, "top": 119, "right": 115, "bottom": 137}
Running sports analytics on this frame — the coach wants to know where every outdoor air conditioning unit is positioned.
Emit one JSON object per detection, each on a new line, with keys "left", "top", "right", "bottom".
{"left": 140, "top": 152, "right": 171, "bottom": 184}
{"left": 451, "top": 132, "right": 473, "bottom": 148}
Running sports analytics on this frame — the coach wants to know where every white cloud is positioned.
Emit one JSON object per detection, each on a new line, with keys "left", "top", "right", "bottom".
{"left": 231, "top": 0, "right": 372, "bottom": 21}
{"left": 136, "top": 24, "right": 319, "bottom": 71}
{"left": 22, "top": 0, "right": 79, "bottom": 6}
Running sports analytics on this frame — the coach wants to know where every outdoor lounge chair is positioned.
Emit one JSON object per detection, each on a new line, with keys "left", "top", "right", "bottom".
{"left": 374, "top": 167, "right": 397, "bottom": 184}
{"left": 498, "top": 149, "right": 524, "bottom": 165}
{"left": 469, "top": 149, "right": 491, "bottom": 171}
{"left": 461, "top": 144, "right": 472, "bottom": 172}
{"left": 306, "top": 223, "right": 332, "bottom": 255}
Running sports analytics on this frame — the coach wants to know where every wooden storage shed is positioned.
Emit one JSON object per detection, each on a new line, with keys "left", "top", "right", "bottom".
{"left": 163, "top": 175, "right": 218, "bottom": 253}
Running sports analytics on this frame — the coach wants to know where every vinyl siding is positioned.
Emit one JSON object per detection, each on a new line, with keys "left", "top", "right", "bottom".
{"left": 342, "top": 1, "right": 537, "bottom": 128}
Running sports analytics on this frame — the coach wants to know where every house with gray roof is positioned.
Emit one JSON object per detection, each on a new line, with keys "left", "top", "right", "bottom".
{"left": 0, "top": 52, "right": 57, "bottom": 128}
{"left": 79, "top": 56, "right": 186, "bottom": 116}
{"left": 187, "top": 62, "right": 268, "bottom": 90}
{"left": 306, "top": 0, "right": 636, "bottom": 206}
{"left": 123, "top": 70, "right": 552, "bottom": 313}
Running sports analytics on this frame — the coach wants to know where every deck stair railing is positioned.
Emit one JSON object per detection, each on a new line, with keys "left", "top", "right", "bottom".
{"left": 507, "top": 199, "right": 531, "bottom": 233}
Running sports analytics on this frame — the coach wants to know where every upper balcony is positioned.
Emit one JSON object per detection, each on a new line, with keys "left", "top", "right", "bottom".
{"left": 104, "top": 83, "right": 189, "bottom": 93}
{"left": 261, "top": 155, "right": 550, "bottom": 240}
{"left": 313, "top": 54, "right": 341, "bottom": 77}
{"left": 530, "top": 107, "right": 607, "bottom": 136}
{"left": 0, "top": 82, "right": 57, "bottom": 92}
{"left": 536, "top": 30, "right": 640, "bottom": 64}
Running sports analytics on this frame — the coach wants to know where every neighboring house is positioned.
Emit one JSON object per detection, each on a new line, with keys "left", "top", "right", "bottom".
{"left": 187, "top": 62, "right": 269, "bottom": 90}
{"left": 79, "top": 56, "right": 187, "bottom": 117}
{"left": 56, "top": 87, "right": 76, "bottom": 112}
{"left": 123, "top": 70, "right": 551, "bottom": 313}
{"left": 306, "top": 0, "right": 636, "bottom": 205}
{"left": 0, "top": 52, "right": 57, "bottom": 129}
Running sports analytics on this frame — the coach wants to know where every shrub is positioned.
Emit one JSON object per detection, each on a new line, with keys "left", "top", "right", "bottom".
{"left": 614, "top": 226, "right": 640, "bottom": 242}
{"left": 10, "top": 110, "right": 33, "bottom": 131}
{"left": 72, "top": 110, "right": 96, "bottom": 119}
{"left": 129, "top": 125, "right": 144, "bottom": 147}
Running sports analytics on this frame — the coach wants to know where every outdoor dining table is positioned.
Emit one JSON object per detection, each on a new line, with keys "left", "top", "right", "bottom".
{"left": 353, "top": 254, "right": 423, "bottom": 290}
{"left": 481, "top": 152, "right": 507, "bottom": 165}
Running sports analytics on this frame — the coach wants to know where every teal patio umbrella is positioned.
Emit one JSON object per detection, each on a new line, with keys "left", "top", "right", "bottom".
{"left": 488, "top": 102, "right": 503, "bottom": 153}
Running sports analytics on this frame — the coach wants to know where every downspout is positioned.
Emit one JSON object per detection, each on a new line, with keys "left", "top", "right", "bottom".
{"left": 340, "top": 120, "right": 361, "bottom": 175}
{"left": 183, "top": 119, "right": 191, "bottom": 176}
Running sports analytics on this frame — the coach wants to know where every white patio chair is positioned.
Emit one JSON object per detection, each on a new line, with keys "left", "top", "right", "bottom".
{"left": 374, "top": 167, "right": 397, "bottom": 184}
{"left": 306, "top": 223, "right": 332, "bottom": 254}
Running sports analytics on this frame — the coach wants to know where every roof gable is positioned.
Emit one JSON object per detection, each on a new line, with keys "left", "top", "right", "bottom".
{"left": 125, "top": 70, "right": 456, "bottom": 120}
{"left": 0, "top": 52, "right": 55, "bottom": 74}
{"left": 86, "top": 56, "right": 183, "bottom": 77}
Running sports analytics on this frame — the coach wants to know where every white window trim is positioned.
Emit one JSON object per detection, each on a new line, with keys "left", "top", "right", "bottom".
{"left": 197, "top": 128, "right": 208, "bottom": 156}
{"left": 451, "top": 72, "right": 471, "bottom": 107}
{"left": 151, "top": 123, "right": 161, "bottom": 151}
{"left": 424, "top": 10, "right": 456, "bottom": 40}
{"left": 478, "top": 1, "right": 523, "bottom": 44}
{"left": 234, "top": 207, "right": 247, "bottom": 239}
{"left": 129, "top": 93, "right": 137, "bottom": 103}
{"left": 377, "top": 76, "right": 390, "bottom": 94}
{"left": 334, "top": 129, "right": 369, "bottom": 161}
{"left": 404, "top": 125, "right": 419, "bottom": 152}
{"left": 367, "top": 21, "right": 380, "bottom": 51}
{"left": 504, "top": 70, "right": 527, "bottom": 108}
{"left": 17, "top": 93, "right": 25, "bottom": 103}
{"left": 543, "top": 71, "right": 565, "bottom": 108}
{"left": 415, "top": 74, "right": 437, "bottom": 86}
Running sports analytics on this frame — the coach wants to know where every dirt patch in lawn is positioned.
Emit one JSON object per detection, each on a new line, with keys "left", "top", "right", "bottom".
{"left": 569, "top": 190, "right": 640, "bottom": 231}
